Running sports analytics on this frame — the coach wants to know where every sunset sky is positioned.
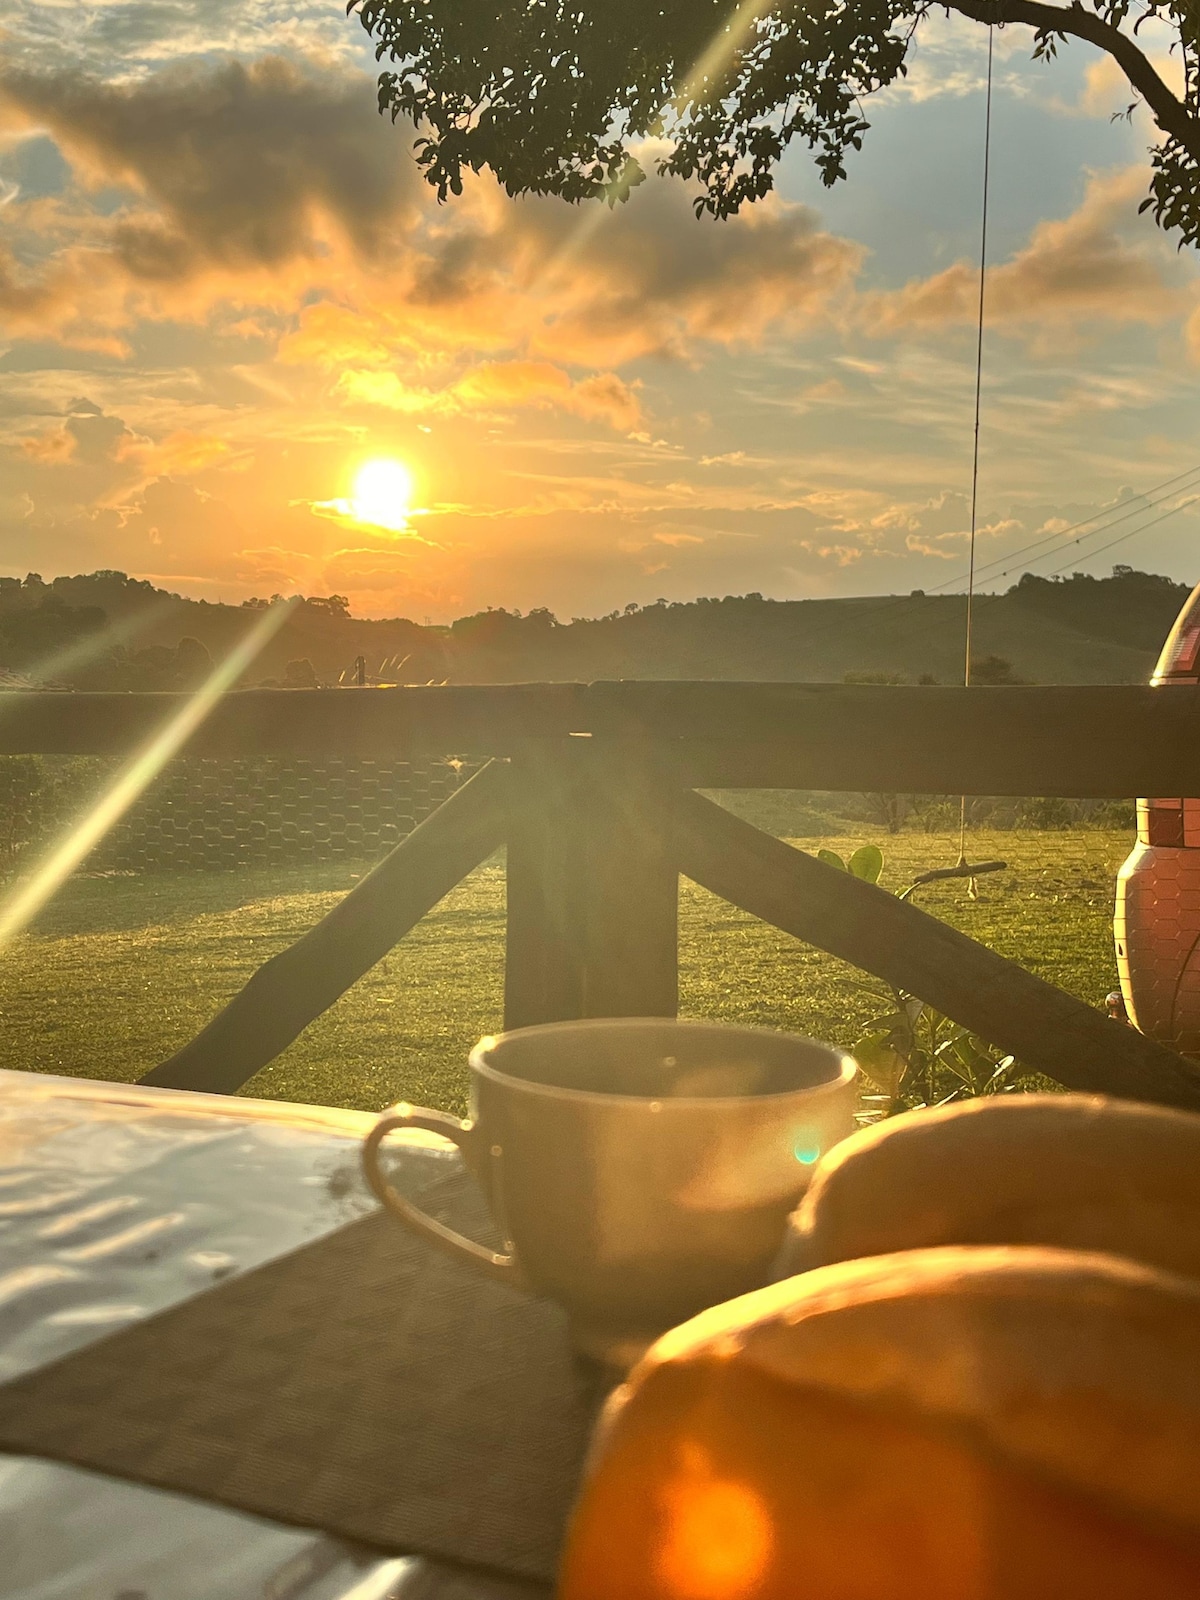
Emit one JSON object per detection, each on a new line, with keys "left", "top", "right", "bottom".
{"left": 3, "top": 2, "right": 1200, "bottom": 620}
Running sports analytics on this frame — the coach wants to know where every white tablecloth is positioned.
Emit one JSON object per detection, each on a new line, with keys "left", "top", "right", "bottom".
{"left": 0, "top": 1070, "right": 545, "bottom": 1600}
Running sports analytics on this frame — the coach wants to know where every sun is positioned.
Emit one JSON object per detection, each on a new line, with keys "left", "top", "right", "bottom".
{"left": 351, "top": 458, "right": 414, "bottom": 531}
{"left": 306, "top": 456, "right": 426, "bottom": 540}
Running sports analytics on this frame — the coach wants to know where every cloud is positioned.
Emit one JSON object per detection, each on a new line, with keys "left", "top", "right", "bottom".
{"left": 429, "top": 182, "right": 862, "bottom": 367}
{"left": 568, "top": 373, "right": 644, "bottom": 432}
{"left": 454, "top": 361, "right": 644, "bottom": 431}
{"left": 331, "top": 371, "right": 440, "bottom": 414}
{"left": 1, "top": 54, "right": 860, "bottom": 364}
{"left": 277, "top": 300, "right": 396, "bottom": 369}
{"left": 0, "top": 242, "right": 58, "bottom": 319}
{"left": 0, "top": 49, "right": 864, "bottom": 453}
{"left": 330, "top": 359, "right": 643, "bottom": 432}
{"left": 862, "top": 168, "right": 1189, "bottom": 335}
{"left": 17, "top": 397, "right": 131, "bottom": 464}
{"left": 1077, "top": 49, "right": 1184, "bottom": 119}
{"left": 307, "top": 498, "right": 436, "bottom": 543}
{"left": 266, "top": 172, "right": 862, "bottom": 381}
{"left": 653, "top": 530, "right": 704, "bottom": 547}
{"left": 521, "top": 187, "right": 862, "bottom": 365}
{"left": 0, "top": 237, "right": 135, "bottom": 354}
{"left": 4, "top": 0, "right": 362, "bottom": 82}
{"left": 1181, "top": 302, "right": 1200, "bottom": 364}
{"left": 229, "top": 541, "right": 451, "bottom": 617}
{"left": 0, "top": 56, "right": 416, "bottom": 280}
{"left": 1079, "top": 56, "right": 1137, "bottom": 121}
{"left": 117, "top": 430, "right": 238, "bottom": 476}
{"left": 20, "top": 427, "right": 75, "bottom": 464}
{"left": 65, "top": 404, "right": 131, "bottom": 462}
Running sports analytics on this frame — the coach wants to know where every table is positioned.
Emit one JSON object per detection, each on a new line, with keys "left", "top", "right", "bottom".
{"left": 0, "top": 1069, "right": 548, "bottom": 1600}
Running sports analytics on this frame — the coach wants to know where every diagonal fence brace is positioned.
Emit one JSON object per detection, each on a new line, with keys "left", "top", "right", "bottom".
{"left": 140, "top": 760, "right": 510, "bottom": 1096}
{"left": 673, "top": 786, "right": 1200, "bottom": 1111}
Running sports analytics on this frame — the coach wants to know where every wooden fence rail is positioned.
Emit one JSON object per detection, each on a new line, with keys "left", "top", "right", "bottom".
{"left": 2, "top": 681, "right": 1198, "bottom": 1109}
{"left": 5, "top": 681, "right": 1200, "bottom": 795}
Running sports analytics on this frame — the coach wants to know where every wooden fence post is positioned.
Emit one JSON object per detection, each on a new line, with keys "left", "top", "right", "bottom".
{"left": 503, "top": 740, "right": 679, "bottom": 1029}
{"left": 504, "top": 742, "right": 588, "bottom": 1029}
{"left": 581, "top": 742, "right": 678, "bottom": 1021}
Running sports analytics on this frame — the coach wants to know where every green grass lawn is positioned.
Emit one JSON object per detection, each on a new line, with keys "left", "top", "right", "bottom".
{"left": 0, "top": 824, "right": 1132, "bottom": 1116}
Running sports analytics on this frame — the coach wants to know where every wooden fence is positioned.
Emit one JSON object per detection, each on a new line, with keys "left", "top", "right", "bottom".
{"left": 4, "top": 683, "right": 1200, "bottom": 1112}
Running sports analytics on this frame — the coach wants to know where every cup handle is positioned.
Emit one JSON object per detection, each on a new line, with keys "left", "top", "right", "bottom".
{"left": 362, "top": 1103, "right": 525, "bottom": 1287}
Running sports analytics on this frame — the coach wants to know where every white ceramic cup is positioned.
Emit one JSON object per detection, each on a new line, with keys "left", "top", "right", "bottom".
{"left": 363, "top": 1019, "right": 858, "bottom": 1363}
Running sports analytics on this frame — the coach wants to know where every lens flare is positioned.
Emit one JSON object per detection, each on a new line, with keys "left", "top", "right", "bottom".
{"left": 655, "top": 1446, "right": 773, "bottom": 1600}
{"left": 0, "top": 599, "right": 295, "bottom": 947}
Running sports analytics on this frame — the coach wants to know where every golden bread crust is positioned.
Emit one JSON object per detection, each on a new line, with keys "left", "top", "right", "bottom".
{"left": 782, "top": 1094, "right": 1200, "bottom": 1280}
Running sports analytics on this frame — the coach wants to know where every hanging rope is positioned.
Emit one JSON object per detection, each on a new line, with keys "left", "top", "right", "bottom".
{"left": 958, "top": 23, "right": 995, "bottom": 872}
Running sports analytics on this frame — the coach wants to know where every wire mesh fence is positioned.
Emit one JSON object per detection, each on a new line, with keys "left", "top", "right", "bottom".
{"left": 0, "top": 755, "right": 472, "bottom": 871}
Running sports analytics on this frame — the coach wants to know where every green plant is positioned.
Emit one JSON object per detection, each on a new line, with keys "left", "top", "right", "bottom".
{"left": 818, "top": 844, "right": 1021, "bottom": 1120}
{"left": 816, "top": 843, "right": 885, "bottom": 882}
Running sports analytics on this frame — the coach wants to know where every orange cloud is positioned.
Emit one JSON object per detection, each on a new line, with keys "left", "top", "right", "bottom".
{"left": 567, "top": 372, "right": 644, "bottom": 432}
{"left": 526, "top": 189, "right": 862, "bottom": 365}
{"left": 0, "top": 49, "right": 866, "bottom": 432}
{"left": 331, "top": 358, "right": 644, "bottom": 432}
{"left": 862, "top": 168, "right": 1186, "bottom": 335}
{"left": 277, "top": 301, "right": 396, "bottom": 369}
{"left": 453, "top": 359, "right": 576, "bottom": 408}
{"left": 0, "top": 239, "right": 131, "bottom": 355}
{"left": 1078, "top": 52, "right": 1183, "bottom": 118}
{"left": 3, "top": 56, "right": 858, "bottom": 349}
{"left": 455, "top": 360, "right": 644, "bottom": 431}
{"left": 20, "top": 427, "right": 75, "bottom": 463}
{"left": 117, "top": 430, "right": 235, "bottom": 476}
{"left": 331, "top": 371, "right": 441, "bottom": 413}
{"left": 653, "top": 530, "right": 705, "bottom": 547}
{"left": 0, "top": 58, "right": 417, "bottom": 277}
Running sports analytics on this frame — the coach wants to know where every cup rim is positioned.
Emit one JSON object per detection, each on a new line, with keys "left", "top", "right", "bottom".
{"left": 467, "top": 1017, "right": 858, "bottom": 1109}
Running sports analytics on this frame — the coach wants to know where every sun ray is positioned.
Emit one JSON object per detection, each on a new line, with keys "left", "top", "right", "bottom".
{"left": 535, "top": 0, "right": 773, "bottom": 282}
{"left": 0, "top": 599, "right": 296, "bottom": 947}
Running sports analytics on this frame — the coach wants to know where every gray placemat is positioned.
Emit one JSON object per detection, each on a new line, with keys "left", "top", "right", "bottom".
{"left": 0, "top": 1158, "right": 609, "bottom": 1585}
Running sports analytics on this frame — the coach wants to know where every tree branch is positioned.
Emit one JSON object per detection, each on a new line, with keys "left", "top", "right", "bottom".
{"left": 949, "top": 0, "right": 1199, "bottom": 157}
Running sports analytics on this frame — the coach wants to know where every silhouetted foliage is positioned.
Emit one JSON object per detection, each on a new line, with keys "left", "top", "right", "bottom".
{"left": 352, "top": 0, "right": 1200, "bottom": 245}
{"left": 284, "top": 657, "right": 320, "bottom": 687}
{"left": 1009, "top": 567, "right": 1189, "bottom": 651}
{"left": 89, "top": 638, "right": 215, "bottom": 693}
{"left": 970, "top": 654, "right": 1022, "bottom": 685}
{"left": 0, "top": 566, "right": 1188, "bottom": 688}
{"left": 0, "top": 599, "right": 105, "bottom": 673}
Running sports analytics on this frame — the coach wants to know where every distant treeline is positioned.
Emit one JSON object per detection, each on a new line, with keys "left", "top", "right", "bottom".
{"left": 0, "top": 565, "right": 1190, "bottom": 691}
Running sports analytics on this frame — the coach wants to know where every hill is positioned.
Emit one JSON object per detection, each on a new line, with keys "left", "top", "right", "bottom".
{"left": 0, "top": 566, "right": 1190, "bottom": 689}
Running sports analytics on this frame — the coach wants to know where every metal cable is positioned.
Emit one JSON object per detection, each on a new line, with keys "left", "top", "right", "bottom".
{"left": 960, "top": 25, "right": 994, "bottom": 865}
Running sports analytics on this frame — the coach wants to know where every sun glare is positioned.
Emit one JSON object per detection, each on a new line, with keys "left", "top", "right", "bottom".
{"left": 351, "top": 458, "right": 414, "bottom": 531}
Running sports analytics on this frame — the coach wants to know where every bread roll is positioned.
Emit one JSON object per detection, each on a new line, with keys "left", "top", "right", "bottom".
{"left": 558, "top": 1247, "right": 1200, "bottom": 1600}
{"left": 780, "top": 1093, "right": 1200, "bottom": 1282}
